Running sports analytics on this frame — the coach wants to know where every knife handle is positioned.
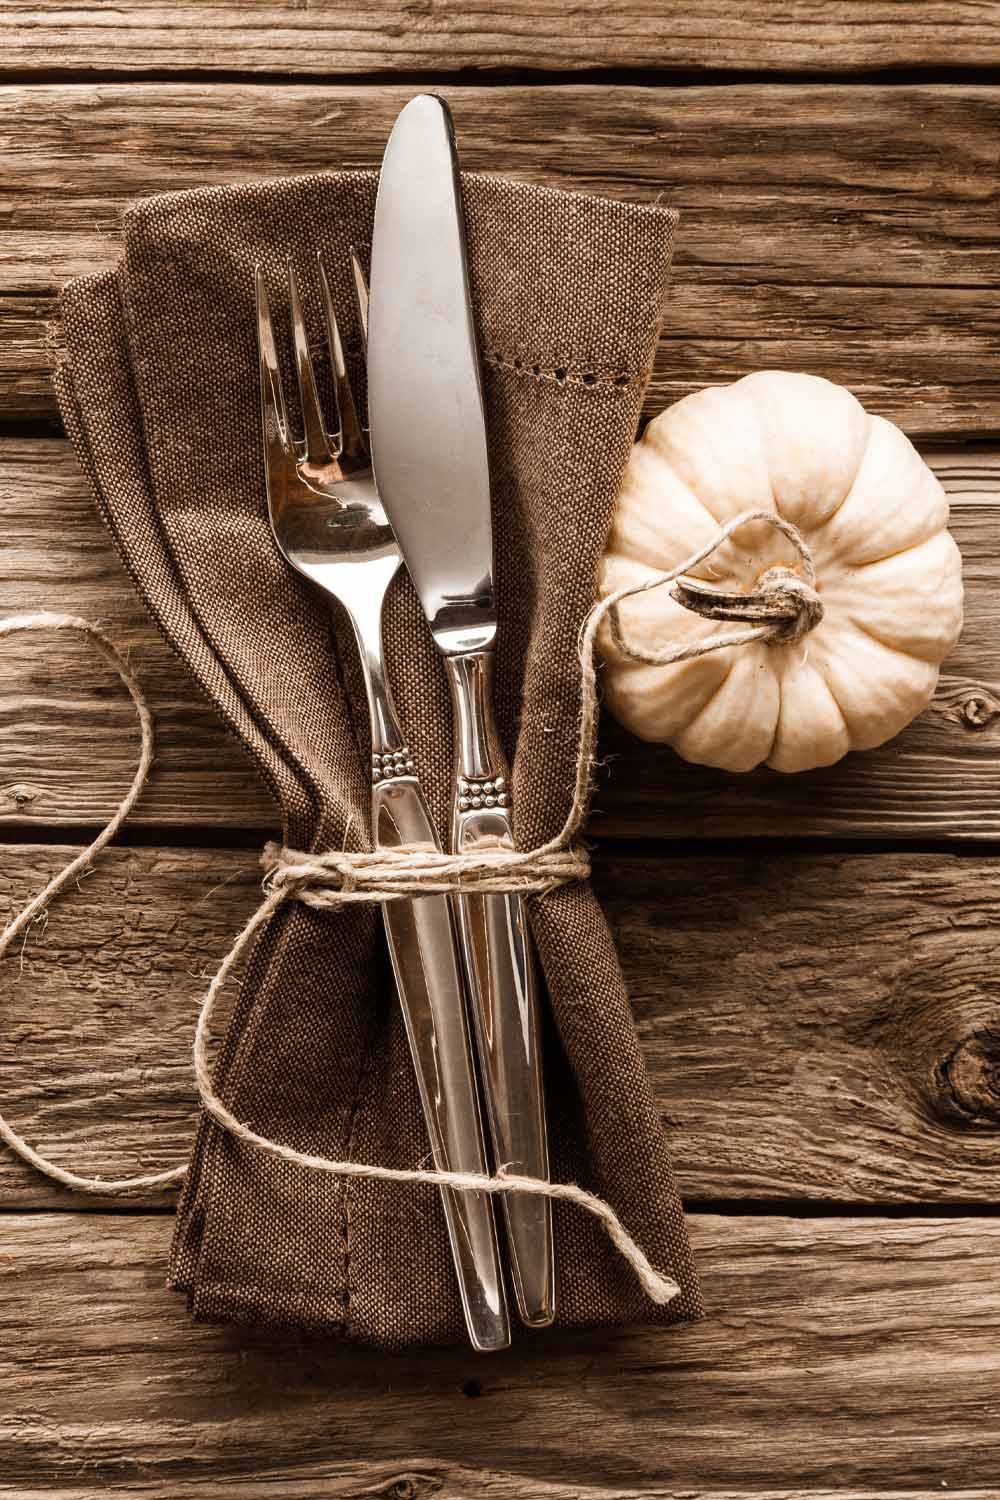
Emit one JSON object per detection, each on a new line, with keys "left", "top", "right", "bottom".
{"left": 444, "top": 650, "right": 555, "bottom": 1329}
{"left": 373, "top": 768, "right": 511, "bottom": 1352}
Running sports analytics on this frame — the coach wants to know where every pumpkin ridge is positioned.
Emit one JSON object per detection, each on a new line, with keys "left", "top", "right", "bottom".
{"left": 805, "top": 650, "right": 853, "bottom": 751}
{"left": 765, "top": 675, "right": 784, "bottom": 766}
{"left": 671, "top": 647, "right": 760, "bottom": 766}
{"left": 831, "top": 538, "right": 963, "bottom": 664}
{"left": 780, "top": 407, "right": 874, "bottom": 537}
{"left": 837, "top": 609, "right": 945, "bottom": 667}
{"left": 740, "top": 371, "right": 869, "bottom": 532}
{"left": 767, "top": 655, "right": 849, "bottom": 773}
{"left": 810, "top": 617, "right": 941, "bottom": 751}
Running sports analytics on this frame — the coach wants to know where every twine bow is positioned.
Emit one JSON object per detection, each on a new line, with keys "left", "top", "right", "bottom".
{"left": 0, "top": 509, "right": 821, "bottom": 1308}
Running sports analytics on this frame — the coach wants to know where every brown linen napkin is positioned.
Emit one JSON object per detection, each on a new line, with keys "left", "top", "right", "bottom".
{"left": 54, "top": 168, "right": 702, "bottom": 1347}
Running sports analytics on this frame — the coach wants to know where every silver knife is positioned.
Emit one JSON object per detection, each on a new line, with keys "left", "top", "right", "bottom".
{"left": 367, "top": 93, "right": 555, "bottom": 1327}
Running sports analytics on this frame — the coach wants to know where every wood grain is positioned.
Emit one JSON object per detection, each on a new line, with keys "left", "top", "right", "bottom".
{"left": 0, "top": 843, "right": 248, "bottom": 1207}
{"left": 13, "top": 1489, "right": 998, "bottom": 1500}
{"left": 3, "top": 1, "right": 998, "bottom": 78}
{"left": 2, "top": 84, "right": 998, "bottom": 432}
{"left": 0, "top": 1210, "right": 996, "bottom": 1493}
{"left": 4, "top": 439, "right": 1000, "bottom": 840}
{"left": 2, "top": 840, "right": 998, "bottom": 1209}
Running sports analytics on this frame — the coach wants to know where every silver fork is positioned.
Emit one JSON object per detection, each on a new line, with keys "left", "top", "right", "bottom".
{"left": 256, "top": 256, "right": 511, "bottom": 1352}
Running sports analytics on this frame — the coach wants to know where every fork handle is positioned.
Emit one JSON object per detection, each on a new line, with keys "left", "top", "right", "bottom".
{"left": 444, "top": 650, "right": 555, "bottom": 1329}
{"left": 373, "top": 768, "right": 511, "bottom": 1352}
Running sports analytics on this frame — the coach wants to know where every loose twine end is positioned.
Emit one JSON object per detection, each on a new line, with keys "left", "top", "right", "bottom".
{"left": 0, "top": 513, "right": 820, "bottom": 1311}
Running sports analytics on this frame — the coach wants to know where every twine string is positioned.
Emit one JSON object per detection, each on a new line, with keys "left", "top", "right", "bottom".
{"left": 0, "top": 510, "right": 820, "bottom": 1305}
{"left": 603, "top": 506, "right": 822, "bottom": 667}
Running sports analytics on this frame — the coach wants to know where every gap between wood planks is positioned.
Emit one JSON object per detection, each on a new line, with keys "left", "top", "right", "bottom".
{"left": 11, "top": 825, "right": 1000, "bottom": 859}
{"left": 3, "top": 63, "right": 1000, "bottom": 89}
{"left": 3, "top": 417, "right": 999, "bottom": 445}
{"left": 2, "top": 1200, "right": 998, "bottom": 1219}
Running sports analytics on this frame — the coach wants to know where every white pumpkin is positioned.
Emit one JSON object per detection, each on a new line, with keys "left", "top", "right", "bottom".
{"left": 598, "top": 371, "right": 963, "bottom": 773}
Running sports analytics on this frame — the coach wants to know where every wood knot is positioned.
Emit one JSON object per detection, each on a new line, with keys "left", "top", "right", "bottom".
{"left": 0, "top": 782, "right": 44, "bottom": 813}
{"left": 961, "top": 693, "right": 1000, "bottom": 731}
{"left": 378, "top": 1473, "right": 444, "bottom": 1500}
{"left": 936, "top": 1026, "right": 1000, "bottom": 1128}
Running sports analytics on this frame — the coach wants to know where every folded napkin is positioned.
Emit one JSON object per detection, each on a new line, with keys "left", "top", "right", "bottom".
{"left": 54, "top": 168, "right": 702, "bottom": 1347}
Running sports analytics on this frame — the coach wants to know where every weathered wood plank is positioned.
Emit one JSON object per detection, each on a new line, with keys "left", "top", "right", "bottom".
{"left": 4, "top": 439, "right": 1000, "bottom": 839}
{"left": 3, "top": 1, "right": 998, "bottom": 77}
{"left": 0, "top": 1211, "right": 996, "bottom": 1493}
{"left": 2, "top": 841, "right": 998, "bottom": 1209}
{"left": 0, "top": 843, "right": 246, "bottom": 1207}
{"left": 2, "top": 84, "right": 998, "bottom": 432}
{"left": 12, "top": 1490, "right": 999, "bottom": 1500}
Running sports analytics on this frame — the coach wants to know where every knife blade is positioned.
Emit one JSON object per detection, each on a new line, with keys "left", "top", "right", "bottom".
{"left": 368, "top": 92, "right": 555, "bottom": 1327}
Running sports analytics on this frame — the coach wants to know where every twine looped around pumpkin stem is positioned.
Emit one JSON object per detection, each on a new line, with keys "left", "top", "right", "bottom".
{"left": 604, "top": 508, "right": 822, "bottom": 666}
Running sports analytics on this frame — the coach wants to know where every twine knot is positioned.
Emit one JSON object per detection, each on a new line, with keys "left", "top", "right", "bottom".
{"left": 602, "top": 508, "right": 823, "bottom": 669}
{"left": 673, "top": 565, "right": 823, "bottom": 647}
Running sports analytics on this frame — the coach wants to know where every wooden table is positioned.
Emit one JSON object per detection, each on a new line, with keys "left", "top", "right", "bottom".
{"left": 1, "top": 6, "right": 999, "bottom": 1494}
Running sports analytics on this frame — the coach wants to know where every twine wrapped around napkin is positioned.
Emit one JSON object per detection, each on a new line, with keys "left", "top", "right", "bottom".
{"left": 53, "top": 168, "right": 702, "bottom": 1347}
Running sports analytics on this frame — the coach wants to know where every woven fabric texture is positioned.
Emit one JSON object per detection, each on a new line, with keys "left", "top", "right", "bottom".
{"left": 55, "top": 169, "right": 702, "bottom": 1347}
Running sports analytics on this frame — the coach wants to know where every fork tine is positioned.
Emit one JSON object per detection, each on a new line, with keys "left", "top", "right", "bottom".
{"left": 255, "top": 265, "right": 291, "bottom": 453}
{"left": 287, "top": 261, "right": 335, "bottom": 468}
{"left": 318, "top": 254, "right": 367, "bottom": 464}
{"left": 349, "top": 248, "right": 369, "bottom": 348}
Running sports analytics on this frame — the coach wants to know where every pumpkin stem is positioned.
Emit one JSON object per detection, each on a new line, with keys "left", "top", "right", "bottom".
{"left": 672, "top": 566, "right": 823, "bottom": 645}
